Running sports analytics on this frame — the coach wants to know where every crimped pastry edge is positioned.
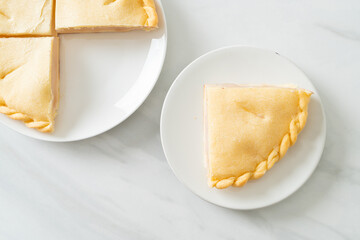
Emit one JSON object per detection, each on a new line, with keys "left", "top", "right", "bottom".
{"left": 0, "top": 104, "right": 54, "bottom": 133}
{"left": 142, "top": 0, "right": 158, "bottom": 27}
{"left": 208, "top": 89, "right": 312, "bottom": 189}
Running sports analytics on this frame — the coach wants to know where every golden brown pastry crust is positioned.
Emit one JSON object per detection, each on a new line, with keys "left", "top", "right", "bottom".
{"left": 0, "top": 105, "right": 54, "bottom": 132}
{"left": 0, "top": 0, "right": 159, "bottom": 134}
{"left": 205, "top": 85, "right": 312, "bottom": 189}
{"left": 55, "top": 0, "right": 158, "bottom": 33}
{"left": 0, "top": 37, "right": 59, "bottom": 133}
{"left": 0, "top": 0, "right": 55, "bottom": 36}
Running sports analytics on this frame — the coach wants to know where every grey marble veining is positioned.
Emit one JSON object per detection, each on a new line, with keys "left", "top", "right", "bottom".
{"left": 1, "top": 0, "right": 359, "bottom": 239}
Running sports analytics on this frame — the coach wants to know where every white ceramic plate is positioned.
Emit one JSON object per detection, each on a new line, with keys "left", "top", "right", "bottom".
{"left": 161, "top": 46, "right": 326, "bottom": 210}
{"left": 0, "top": 0, "right": 167, "bottom": 142}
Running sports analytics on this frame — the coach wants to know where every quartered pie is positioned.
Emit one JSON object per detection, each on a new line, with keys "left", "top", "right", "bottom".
{"left": 204, "top": 84, "right": 312, "bottom": 189}
{"left": 0, "top": 0, "right": 55, "bottom": 36}
{"left": 0, "top": 0, "right": 159, "bottom": 133}
{"left": 55, "top": 0, "right": 158, "bottom": 33}
{"left": 0, "top": 37, "right": 59, "bottom": 132}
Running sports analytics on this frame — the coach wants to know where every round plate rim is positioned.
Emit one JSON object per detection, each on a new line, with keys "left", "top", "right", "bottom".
{"left": 1, "top": 0, "right": 167, "bottom": 142}
{"left": 160, "top": 45, "right": 326, "bottom": 210}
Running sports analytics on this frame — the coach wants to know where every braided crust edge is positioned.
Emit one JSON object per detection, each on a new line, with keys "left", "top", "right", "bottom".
{"left": 142, "top": 0, "right": 158, "bottom": 27}
{"left": 210, "top": 91, "right": 311, "bottom": 189}
{"left": 0, "top": 104, "right": 53, "bottom": 132}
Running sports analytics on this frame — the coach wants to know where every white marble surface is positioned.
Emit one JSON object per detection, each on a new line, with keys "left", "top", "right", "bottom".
{"left": 1, "top": 0, "right": 359, "bottom": 239}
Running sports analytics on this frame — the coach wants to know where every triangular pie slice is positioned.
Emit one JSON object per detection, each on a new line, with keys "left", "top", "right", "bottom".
{"left": 0, "top": 37, "right": 59, "bottom": 133}
{"left": 0, "top": 0, "right": 55, "bottom": 36}
{"left": 55, "top": 0, "right": 158, "bottom": 33}
{"left": 204, "top": 84, "right": 312, "bottom": 189}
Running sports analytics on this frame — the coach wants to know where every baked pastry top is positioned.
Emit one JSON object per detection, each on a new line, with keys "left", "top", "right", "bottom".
{"left": 0, "top": 0, "right": 54, "bottom": 36}
{"left": 55, "top": 0, "right": 158, "bottom": 33}
{"left": 204, "top": 85, "right": 312, "bottom": 189}
{"left": 0, "top": 37, "right": 59, "bottom": 132}
{"left": 0, "top": 0, "right": 160, "bottom": 134}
